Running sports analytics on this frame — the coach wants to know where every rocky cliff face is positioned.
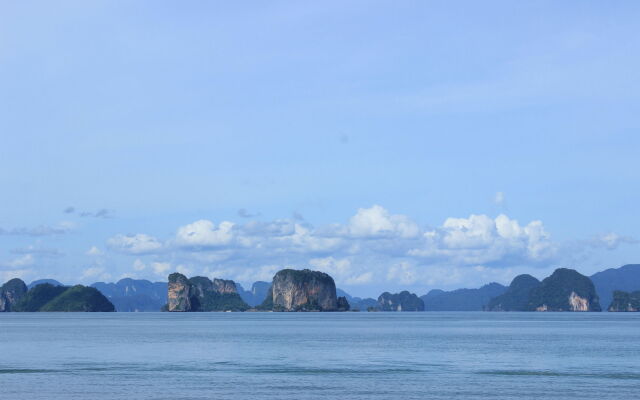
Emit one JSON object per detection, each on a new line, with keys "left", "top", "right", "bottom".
{"left": 167, "top": 273, "right": 192, "bottom": 312}
{"left": 377, "top": 291, "right": 424, "bottom": 311}
{"left": 568, "top": 291, "right": 589, "bottom": 311}
{"left": 262, "top": 269, "right": 339, "bottom": 311}
{"left": 213, "top": 279, "right": 237, "bottom": 294}
{"left": 166, "top": 273, "right": 248, "bottom": 312}
{"left": 527, "top": 268, "right": 601, "bottom": 312}
{"left": 608, "top": 290, "right": 640, "bottom": 312}
{"left": 186, "top": 276, "right": 239, "bottom": 297}
{"left": 0, "top": 278, "right": 28, "bottom": 312}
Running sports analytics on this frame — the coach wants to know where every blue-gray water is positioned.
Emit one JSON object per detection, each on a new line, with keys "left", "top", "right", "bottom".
{"left": 1, "top": 312, "right": 639, "bottom": 399}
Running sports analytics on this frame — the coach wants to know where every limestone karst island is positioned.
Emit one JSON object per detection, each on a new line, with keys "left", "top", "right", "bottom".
{"left": 3, "top": 264, "right": 640, "bottom": 313}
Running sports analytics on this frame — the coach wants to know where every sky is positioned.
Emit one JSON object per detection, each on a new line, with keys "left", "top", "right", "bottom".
{"left": 1, "top": 1, "right": 639, "bottom": 297}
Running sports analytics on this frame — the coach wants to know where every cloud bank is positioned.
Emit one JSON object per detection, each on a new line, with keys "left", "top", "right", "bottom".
{"left": 104, "top": 205, "right": 567, "bottom": 288}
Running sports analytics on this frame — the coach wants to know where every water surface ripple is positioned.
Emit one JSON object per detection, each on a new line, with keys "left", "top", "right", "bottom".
{"left": 1, "top": 312, "right": 638, "bottom": 399}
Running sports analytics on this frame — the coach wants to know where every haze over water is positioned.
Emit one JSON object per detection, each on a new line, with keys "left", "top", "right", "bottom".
{"left": 1, "top": 313, "right": 639, "bottom": 399}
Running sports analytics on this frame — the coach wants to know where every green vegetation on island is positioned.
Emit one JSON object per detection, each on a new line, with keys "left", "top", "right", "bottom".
{"left": 196, "top": 291, "right": 250, "bottom": 311}
{"left": 377, "top": 291, "right": 424, "bottom": 311}
{"left": 526, "top": 268, "right": 601, "bottom": 311}
{"left": 166, "top": 273, "right": 249, "bottom": 312}
{"left": 608, "top": 290, "right": 640, "bottom": 312}
{"left": 336, "top": 296, "right": 350, "bottom": 311}
{"left": 12, "top": 283, "right": 69, "bottom": 312}
{"left": 7, "top": 263, "right": 640, "bottom": 313}
{"left": 40, "top": 285, "right": 115, "bottom": 312}
{"left": 590, "top": 264, "right": 640, "bottom": 312}
{"left": 0, "top": 278, "right": 28, "bottom": 312}
{"left": 486, "top": 275, "right": 541, "bottom": 311}
{"left": 10, "top": 283, "right": 114, "bottom": 312}
{"left": 259, "top": 269, "right": 342, "bottom": 311}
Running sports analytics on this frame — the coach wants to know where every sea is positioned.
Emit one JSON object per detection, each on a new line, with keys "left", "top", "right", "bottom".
{"left": 1, "top": 312, "right": 639, "bottom": 399}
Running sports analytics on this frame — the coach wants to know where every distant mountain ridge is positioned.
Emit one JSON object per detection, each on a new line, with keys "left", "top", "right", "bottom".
{"left": 336, "top": 288, "right": 377, "bottom": 311}
{"left": 590, "top": 264, "right": 640, "bottom": 310}
{"left": 28, "top": 279, "right": 65, "bottom": 289}
{"left": 420, "top": 282, "right": 507, "bottom": 311}
{"left": 91, "top": 278, "right": 167, "bottom": 312}
{"left": 236, "top": 281, "right": 270, "bottom": 307}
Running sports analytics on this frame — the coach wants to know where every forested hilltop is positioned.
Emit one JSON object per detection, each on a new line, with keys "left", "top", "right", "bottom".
{"left": 1, "top": 280, "right": 114, "bottom": 312}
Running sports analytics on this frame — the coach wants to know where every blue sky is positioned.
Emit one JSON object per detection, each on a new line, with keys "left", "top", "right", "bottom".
{"left": 1, "top": 1, "right": 639, "bottom": 297}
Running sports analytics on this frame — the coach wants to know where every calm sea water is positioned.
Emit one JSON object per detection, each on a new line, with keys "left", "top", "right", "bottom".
{"left": 1, "top": 312, "right": 639, "bottom": 399}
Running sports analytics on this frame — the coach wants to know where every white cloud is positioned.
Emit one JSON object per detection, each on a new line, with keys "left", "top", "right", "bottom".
{"left": 280, "top": 223, "right": 344, "bottom": 253}
{"left": 386, "top": 261, "right": 419, "bottom": 285}
{"left": 107, "top": 233, "right": 163, "bottom": 254}
{"left": 133, "top": 259, "right": 146, "bottom": 271}
{"left": 494, "top": 191, "right": 506, "bottom": 206}
{"left": 233, "top": 265, "right": 281, "bottom": 283}
{"left": 591, "top": 232, "right": 638, "bottom": 250}
{"left": 348, "top": 205, "right": 419, "bottom": 238}
{"left": 151, "top": 262, "right": 171, "bottom": 277}
{"left": 0, "top": 221, "right": 74, "bottom": 237}
{"left": 81, "top": 267, "right": 111, "bottom": 282}
{"left": 86, "top": 246, "right": 103, "bottom": 256}
{"left": 346, "top": 272, "right": 373, "bottom": 285}
{"left": 100, "top": 206, "right": 568, "bottom": 290}
{"left": 11, "top": 246, "right": 64, "bottom": 258}
{"left": 409, "top": 214, "right": 555, "bottom": 266}
{"left": 6, "top": 254, "right": 35, "bottom": 268}
{"left": 0, "top": 269, "right": 33, "bottom": 283}
{"left": 441, "top": 214, "right": 497, "bottom": 249}
{"left": 309, "top": 256, "right": 373, "bottom": 285}
{"left": 8, "top": 204, "right": 630, "bottom": 292}
{"left": 175, "top": 264, "right": 192, "bottom": 276}
{"left": 175, "top": 220, "right": 235, "bottom": 248}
